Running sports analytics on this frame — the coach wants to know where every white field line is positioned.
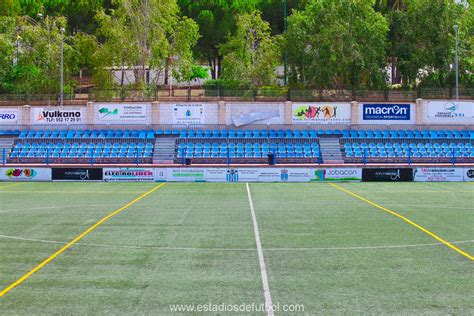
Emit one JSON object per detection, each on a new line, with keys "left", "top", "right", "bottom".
{"left": 0, "top": 233, "right": 472, "bottom": 252}
{"left": 246, "top": 183, "right": 274, "bottom": 316}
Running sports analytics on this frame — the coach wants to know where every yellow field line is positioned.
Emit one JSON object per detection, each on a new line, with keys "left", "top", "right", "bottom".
{"left": 0, "top": 183, "right": 166, "bottom": 298}
{"left": 329, "top": 183, "right": 474, "bottom": 261}
{"left": 0, "top": 183, "right": 23, "bottom": 189}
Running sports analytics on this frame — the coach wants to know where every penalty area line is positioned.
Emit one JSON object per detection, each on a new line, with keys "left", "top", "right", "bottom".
{"left": 0, "top": 183, "right": 166, "bottom": 298}
{"left": 330, "top": 183, "right": 474, "bottom": 261}
{"left": 246, "top": 183, "right": 274, "bottom": 316}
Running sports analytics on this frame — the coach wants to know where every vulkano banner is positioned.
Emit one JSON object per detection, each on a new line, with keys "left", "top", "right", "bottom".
{"left": 414, "top": 168, "right": 464, "bottom": 182}
{"left": 464, "top": 168, "right": 474, "bottom": 182}
{"left": 103, "top": 168, "right": 154, "bottom": 182}
{"left": 0, "top": 167, "right": 52, "bottom": 181}
{"left": 323, "top": 168, "right": 362, "bottom": 181}
{"left": 292, "top": 103, "right": 351, "bottom": 124}
{"left": 31, "top": 107, "right": 85, "bottom": 125}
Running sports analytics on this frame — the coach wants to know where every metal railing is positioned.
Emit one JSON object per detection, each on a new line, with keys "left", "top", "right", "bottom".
{"left": 1, "top": 87, "right": 472, "bottom": 103}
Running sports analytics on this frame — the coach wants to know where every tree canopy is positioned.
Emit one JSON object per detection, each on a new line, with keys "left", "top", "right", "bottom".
{"left": 0, "top": 0, "right": 471, "bottom": 95}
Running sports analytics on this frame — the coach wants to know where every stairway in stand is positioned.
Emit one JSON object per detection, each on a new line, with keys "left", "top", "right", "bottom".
{"left": 153, "top": 136, "right": 177, "bottom": 164}
{"left": 0, "top": 137, "right": 14, "bottom": 164}
{"left": 319, "top": 137, "right": 344, "bottom": 164}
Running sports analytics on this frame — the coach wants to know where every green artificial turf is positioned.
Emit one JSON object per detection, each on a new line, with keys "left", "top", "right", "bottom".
{"left": 0, "top": 182, "right": 472, "bottom": 314}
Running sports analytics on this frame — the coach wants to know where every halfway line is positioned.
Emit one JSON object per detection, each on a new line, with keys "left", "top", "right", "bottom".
{"left": 330, "top": 183, "right": 474, "bottom": 261}
{"left": 246, "top": 183, "right": 274, "bottom": 316}
{"left": 0, "top": 183, "right": 166, "bottom": 298}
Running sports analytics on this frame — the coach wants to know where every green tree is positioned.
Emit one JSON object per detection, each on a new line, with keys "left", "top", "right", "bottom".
{"left": 0, "top": 17, "right": 17, "bottom": 93}
{"left": 95, "top": 0, "right": 199, "bottom": 92}
{"left": 395, "top": 0, "right": 470, "bottom": 87}
{"left": 0, "top": 0, "right": 22, "bottom": 16}
{"left": 178, "top": 0, "right": 258, "bottom": 79}
{"left": 285, "top": 0, "right": 388, "bottom": 90}
{"left": 220, "top": 11, "right": 280, "bottom": 87}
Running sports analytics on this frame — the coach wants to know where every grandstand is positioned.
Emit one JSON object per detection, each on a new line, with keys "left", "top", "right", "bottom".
{"left": 2, "top": 127, "right": 473, "bottom": 165}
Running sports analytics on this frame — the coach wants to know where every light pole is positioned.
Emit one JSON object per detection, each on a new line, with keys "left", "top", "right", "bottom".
{"left": 453, "top": 25, "right": 459, "bottom": 100}
{"left": 60, "top": 27, "right": 65, "bottom": 106}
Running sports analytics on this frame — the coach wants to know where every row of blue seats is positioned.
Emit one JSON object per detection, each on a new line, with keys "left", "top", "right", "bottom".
{"left": 10, "top": 148, "right": 152, "bottom": 159}
{"left": 0, "top": 130, "right": 20, "bottom": 136}
{"left": 345, "top": 151, "right": 473, "bottom": 158}
{"left": 178, "top": 147, "right": 320, "bottom": 155}
{"left": 19, "top": 129, "right": 155, "bottom": 139}
{"left": 343, "top": 129, "right": 472, "bottom": 139}
{"left": 177, "top": 142, "right": 320, "bottom": 149}
{"left": 178, "top": 129, "right": 332, "bottom": 138}
{"left": 15, "top": 142, "right": 153, "bottom": 149}
{"left": 177, "top": 152, "right": 320, "bottom": 159}
{"left": 345, "top": 147, "right": 471, "bottom": 154}
{"left": 346, "top": 142, "right": 473, "bottom": 149}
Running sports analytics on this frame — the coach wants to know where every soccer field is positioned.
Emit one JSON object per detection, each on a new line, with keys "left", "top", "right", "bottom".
{"left": 0, "top": 182, "right": 472, "bottom": 314}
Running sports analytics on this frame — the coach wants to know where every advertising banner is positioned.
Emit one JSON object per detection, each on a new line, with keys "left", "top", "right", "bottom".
{"left": 167, "top": 168, "right": 206, "bottom": 182}
{"left": 103, "top": 168, "right": 154, "bottom": 182}
{"left": 0, "top": 109, "right": 18, "bottom": 124}
{"left": 362, "top": 104, "right": 411, "bottom": 121}
{"left": 95, "top": 103, "right": 150, "bottom": 123}
{"left": 31, "top": 107, "right": 85, "bottom": 125}
{"left": 323, "top": 168, "right": 362, "bottom": 181}
{"left": 0, "top": 168, "right": 51, "bottom": 181}
{"left": 464, "top": 168, "right": 474, "bottom": 182}
{"left": 292, "top": 103, "right": 351, "bottom": 124}
{"left": 172, "top": 103, "right": 206, "bottom": 125}
{"left": 52, "top": 168, "right": 103, "bottom": 181}
{"left": 414, "top": 168, "right": 464, "bottom": 182}
{"left": 204, "top": 168, "right": 316, "bottom": 182}
{"left": 154, "top": 169, "right": 167, "bottom": 182}
{"left": 362, "top": 168, "right": 413, "bottom": 182}
{"left": 427, "top": 101, "right": 473, "bottom": 119}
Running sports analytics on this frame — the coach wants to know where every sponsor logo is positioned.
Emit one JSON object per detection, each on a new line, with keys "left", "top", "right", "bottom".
{"left": 375, "top": 169, "right": 400, "bottom": 181}
{"left": 5, "top": 168, "right": 36, "bottom": 178}
{"left": 323, "top": 168, "right": 362, "bottom": 180}
{"left": 432, "top": 102, "right": 466, "bottom": 118}
{"left": 104, "top": 170, "right": 153, "bottom": 177}
{"left": 293, "top": 105, "right": 338, "bottom": 120}
{"left": 98, "top": 107, "right": 119, "bottom": 118}
{"left": 36, "top": 111, "right": 82, "bottom": 120}
{"left": 226, "top": 169, "right": 239, "bottom": 182}
{"left": 280, "top": 169, "right": 289, "bottom": 181}
{"left": 363, "top": 104, "right": 410, "bottom": 120}
{"left": 467, "top": 169, "right": 474, "bottom": 178}
{"left": 0, "top": 113, "right": 16, "bottom": 120}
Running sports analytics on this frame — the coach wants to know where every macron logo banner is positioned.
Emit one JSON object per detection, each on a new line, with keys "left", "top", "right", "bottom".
{"left": 363, "top": 104, "right": 410, "bottom": 120}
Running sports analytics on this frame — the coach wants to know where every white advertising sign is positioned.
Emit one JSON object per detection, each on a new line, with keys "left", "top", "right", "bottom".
{"left": 172, "top": 103, "right": 206, "bottom": 125}
{"left": 0, "top": 167, "right": 52, "bottom": 181}
{"left": 95, "top": 103, "right": 150, "bottom": 123}
{"left": 323, "top": 168, "right": 362, "bottom": 181}
{"left": 292, "top": 103, "right": 351, "bottom": 124}
{"left": 464, "top": 168, "right": 474, "bottom": 182}
{"left": 103, "top": 168, "right": 154, "bottom": 182}
{"left": 0, "top": 109, "right": 18, "bottom": 124}
{"left": 155, "top": 169, "right": 167, "bottom": 182}
{"left": 427, "top": 101, "right": 473, "bottom": 119}
{"left": 414, "top": 168, "right": 464, "bottom": 182}
{"left": 167, "top": 168, "right": 206, "bottom": 182}
{"left": 31, "top": 107, "right": 85, "bottom": 125}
